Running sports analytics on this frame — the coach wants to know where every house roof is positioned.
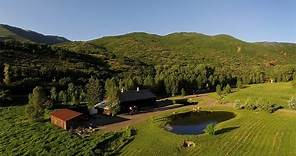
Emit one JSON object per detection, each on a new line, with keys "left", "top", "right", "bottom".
{"left": 94, "top": 100, "right": 107, "bottom": 109}
{"left": 120, "top": 89, "right": 156, "bottom": 103}
{"left": 51, "top": 109, "right": 82, "bottom": 121}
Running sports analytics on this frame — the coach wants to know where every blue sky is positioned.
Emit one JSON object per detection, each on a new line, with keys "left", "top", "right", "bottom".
{"left": 0, "top": 0, "right": 295, "bottom": 42}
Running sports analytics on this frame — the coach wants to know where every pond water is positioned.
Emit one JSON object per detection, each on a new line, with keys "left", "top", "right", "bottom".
{"left": 165, "top": 111, "right": 235, "bottom": 135}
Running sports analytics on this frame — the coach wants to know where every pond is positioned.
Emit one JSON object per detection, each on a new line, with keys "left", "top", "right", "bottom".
{"left": 165, "top": 111, "right": 235, "bottom": 135}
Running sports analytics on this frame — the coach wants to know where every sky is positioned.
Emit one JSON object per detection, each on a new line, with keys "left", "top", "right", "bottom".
{"left": 0, "top": 0, "right": 295, "bottom": 42}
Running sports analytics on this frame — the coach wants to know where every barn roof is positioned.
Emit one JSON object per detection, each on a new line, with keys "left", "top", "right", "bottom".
{"left": 51, "top": 109, "right": 82, "bottom": 121}
{"left": 120, "top": 89, "right": 156, "bottom": 103}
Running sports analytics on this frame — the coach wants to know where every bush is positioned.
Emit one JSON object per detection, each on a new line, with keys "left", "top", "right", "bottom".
{"left": 204, "top": 123, "right": 216, "bottom": 135}
{"left": 238, "top": 98, "right": 281, "bottom": 113}
{"left": 244, "top": 98, "right": 257, "bottom": 110}
{"left": 233, "top": 99, "right": 242, "bottom": 109}
{"left": 224, "top": 84, "right": 232, "bottom": 94}
{"left": 172, "top": 98, "right": 190, "bottom": 105}
{"left": 288, "top": 97, "right": 296, "bottom": 110}
{"left": 216, "top": 85, "right": 222, "bottom": 96}
{"left": 245, "top": 103, "right": 257, "bottom": 110}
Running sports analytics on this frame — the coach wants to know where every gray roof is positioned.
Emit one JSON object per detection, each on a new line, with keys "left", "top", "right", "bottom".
{"left": 120, "top": 89, "right": 156, "bottom": 103}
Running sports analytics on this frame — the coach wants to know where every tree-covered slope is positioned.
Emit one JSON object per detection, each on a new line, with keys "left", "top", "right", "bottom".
{"left": 0, "top": 24, "right": 69, "bottom": 45}
{"left": 0, "top": 40, "right": 112, "bottom": 103}
{"left": 88, "top": 32, "right": 296, "bottom": 69}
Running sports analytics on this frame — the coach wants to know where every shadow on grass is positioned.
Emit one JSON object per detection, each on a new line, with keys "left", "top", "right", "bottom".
{"left": 215, "top": 126, "right": 239, "bottom": 135}
{"left": 89, "top": 115, "right": 130, "bottom": 126}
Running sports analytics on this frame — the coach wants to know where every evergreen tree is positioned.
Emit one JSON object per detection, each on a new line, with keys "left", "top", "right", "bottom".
{"left": 58, "top": 90, "right": 67, "bottom": 104}
{"left": 124, "top": 77, "right": 135, "bottom": 90}
{"left": 79, "top": 89, "right": 86, "bottom": 102}
{"left": 71, "top": 89, "right": 80, "bottom": 105}
{"left": 25, "top": 86, "right": 47, "bottom": 121}
{"left": 216, "top": 84, "right": 222, "bottom": 96}
{"left": 181, "top": 88, "right": 186, "bottom": 96}
{"left": 105, "top": 78, "right": 120, "bottom": 115}
{"left": 3, "top": 63, "right": 11, "bottom": 85}
{"left": 67, "top": 83, "right": 75, "bottom": 103}
{"left": 143, "top": 75, "right": 154, "bottom": 88}
{"left": 236, "top": 79, "right": 242, "bottom": 89}
{"left": 50, "top": 87, "right": 57, "bottom": 102}
{"left": 86, "top": 77, "right": 101, "bottom": 107}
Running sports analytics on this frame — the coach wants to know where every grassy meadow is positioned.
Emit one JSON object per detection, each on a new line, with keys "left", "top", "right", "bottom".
{"left": 2, "top": 82, "right": 296, "bottom": 155}
{"left": 0, "top": 106, "right": 133, "bottom": 155}
{"left": 120, "top": 106, "right": 296, "bottom": 156}
{"left": 223, "top": 82, "right": 296, "bottom": 108}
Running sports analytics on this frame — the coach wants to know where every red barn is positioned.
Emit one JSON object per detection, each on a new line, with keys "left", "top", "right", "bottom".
{"left": 51, "top": 109, "right": 83, "bottom": 130}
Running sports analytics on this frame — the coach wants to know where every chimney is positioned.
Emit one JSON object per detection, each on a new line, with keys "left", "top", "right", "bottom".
{"left": 137, "top": 87, "right": 140, "bottom": 92}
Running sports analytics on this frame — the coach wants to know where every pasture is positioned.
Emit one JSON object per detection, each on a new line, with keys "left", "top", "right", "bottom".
{"left": 2, "top": 82, "right": 296, "bottom": 155}
{"left": 120, "top": 106, "right": 296, "bottom": 156}
{"left": 0, "top": 106, "right": 134, "bottom": 155}
{"left": 223, "top": 82, "right": 296, "bottom": 108}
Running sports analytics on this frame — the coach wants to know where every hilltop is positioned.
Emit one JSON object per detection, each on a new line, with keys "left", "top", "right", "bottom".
{"left": 0, "top": 24, "right": 69, "bottom": 45}
{"left": 88, "top": 32, "right": 296, "bottom": 68}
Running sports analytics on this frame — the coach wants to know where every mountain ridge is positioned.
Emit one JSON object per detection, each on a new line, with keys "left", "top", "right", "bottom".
{"left": 0, "top": 24, "right": 70, "bottom": 45}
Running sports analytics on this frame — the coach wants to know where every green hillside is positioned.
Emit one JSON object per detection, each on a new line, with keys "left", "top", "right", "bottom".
{"left": 0, "top": 40, "right": 155, "bottom": 105}
{"left": 57, "top": 32, "right": 296, "bottom": 97}
{"left": 88, "top": 32, "right": 296, "bottom": 70}
{"left": 0, "top": 24, "right": 69, "bottom": 45}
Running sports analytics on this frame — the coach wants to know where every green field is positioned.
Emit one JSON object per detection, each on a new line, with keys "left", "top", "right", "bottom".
{"left": 119, "top": 106, "right": 296, "bottom": 156}
{"left": 0, "top": 106, "right": 133, "bottom": 155}
{"left": 2, "top": 82, "right": 296, "bottom": 155}
{"left": 223, "top": 82, "right": 296, "bottom": 107}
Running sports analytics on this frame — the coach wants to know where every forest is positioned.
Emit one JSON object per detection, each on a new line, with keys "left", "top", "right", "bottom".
{"left": 1, "top": 33, "right": 296, "bottom": 107}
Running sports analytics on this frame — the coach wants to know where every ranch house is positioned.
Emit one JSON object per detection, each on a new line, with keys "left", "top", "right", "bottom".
{"left": 96, "top": 88, "right": 157, "bottom": 114}
{"left": 119, "top": 88, "right": 157, "bottom": 112}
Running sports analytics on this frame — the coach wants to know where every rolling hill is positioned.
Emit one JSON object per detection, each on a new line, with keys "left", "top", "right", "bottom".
{"left": 88, "top": 32, "right": 296, "bottom": 68}
{"left": 0, "top": 24, "right": 69, "bottom": 45}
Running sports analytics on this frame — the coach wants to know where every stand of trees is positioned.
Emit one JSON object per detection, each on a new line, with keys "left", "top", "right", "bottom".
{"left": 2, "top": 40, "right": 296, "bottom": 107}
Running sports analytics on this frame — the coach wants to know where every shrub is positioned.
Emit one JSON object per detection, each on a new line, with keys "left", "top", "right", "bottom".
{"left": 123, "top": 126, "right": 137, "bottom": 138}
{"left": 217, "top": 96, "right": 225, "bottom": 104}
{"left": 236, "top": 79, "right": 243, "bottom": 89}
{"left": 204, "top": 123, "right": 216, "bottom": 135}
{"left": 224, "top": 84, "right": 232, "bottom": 94}
{"left": 239, "top": 97, "right": 281, "bottom": 113}
{"left": 266, "top": 104, "right": 281, "bottom": 113}
{"left": 288, "top": 97, "right": 296, "bottom": 110}
{"left": 171, "top": 98, "right": 190, "bottom": 105}
{"left": 233, "top": 99, "right": 242, "bottom": 109}
{"left": 245, "top": 103, "right": 257, "bottom": 110}
{"left": 244, "top": 98, "right": 257, "bottom": 110}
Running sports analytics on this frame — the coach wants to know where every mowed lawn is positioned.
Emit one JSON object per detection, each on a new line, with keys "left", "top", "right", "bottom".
{"left": 223, "top": 82, "right": 296, "bottom": 107}
{"left": 119, "top": 106, "right": 296, "bottom": 156}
